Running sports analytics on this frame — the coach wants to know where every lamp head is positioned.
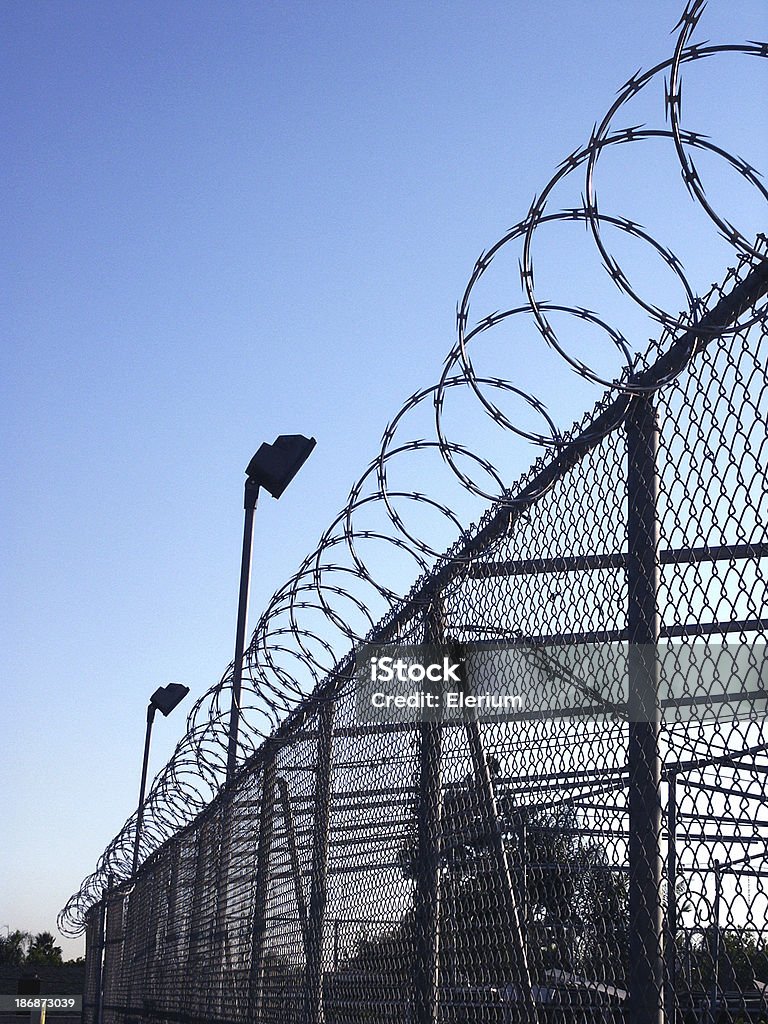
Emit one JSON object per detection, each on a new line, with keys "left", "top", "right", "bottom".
{"left": 149, "top": 682, "right": 190, "bottom": 717}
{"left": 245, "top": 434, "right": 316, "bottom": 499}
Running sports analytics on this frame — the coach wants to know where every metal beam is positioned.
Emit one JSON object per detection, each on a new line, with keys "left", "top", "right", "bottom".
{"left": 303, "top": 698, "right": 336, "bottom": 1024}
{"left": 248, "top": 750, "right": 278, "bottom": 1021}
{"left": 468, "top": 540, "right": 768, "bottom": 578}
{"left": 413, "top": 606, "right": 444, "bottom": 1024}
{"left": 665, "top": 772, "right": 678, "bottom": 1024}
{"left": 626, "top": 393, "right": 664, "bottom": 1024}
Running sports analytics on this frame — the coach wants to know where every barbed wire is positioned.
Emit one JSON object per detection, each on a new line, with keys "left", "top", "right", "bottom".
{"left": 59, "top": 0, "right": 768, "bottom": 936}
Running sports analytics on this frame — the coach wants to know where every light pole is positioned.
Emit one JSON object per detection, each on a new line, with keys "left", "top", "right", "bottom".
{"left": 131, "top": 682, "right": 189, "bottom": 877}
{"left": 225, "top": 434, "right": 316, "bottom": 781}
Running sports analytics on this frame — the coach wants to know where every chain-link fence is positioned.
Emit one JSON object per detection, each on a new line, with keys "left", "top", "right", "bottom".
{"left": 63, "top": 2, "right": 768, "bottom": 1021}
{"left": 79, "top": 247, "right": 768, "bottom": 1024}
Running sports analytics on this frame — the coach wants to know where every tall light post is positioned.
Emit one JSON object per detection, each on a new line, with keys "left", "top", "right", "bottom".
{"left": 132, "top": 682, "right": 189, "bottom": 877}
{"left": 226, "top": 434, "right": 316, "bottom": 781}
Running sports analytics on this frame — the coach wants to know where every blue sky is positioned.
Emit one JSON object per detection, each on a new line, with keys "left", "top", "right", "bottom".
{"left": 2, "top": 1, "right": 766, "bottom": 957}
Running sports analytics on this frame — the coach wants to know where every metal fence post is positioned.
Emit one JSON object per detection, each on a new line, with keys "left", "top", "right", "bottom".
{"left": 161, "top": 842, "right": 181, "bottom": 1005}
{"left": 99, "top": 876, "right": 118, "bottom": 1024}
{"left": 413, "top": 604, "right": 444, "bottom": 1024}
{"left": 248, "top": 746, "right": 278, "bottom": 1021}
{"left": 707, "top": 861, "right": 722, "bottom": 1024}
{"left": 94, "top": 877, "right": 111, "bottom": 1024}
{"left": 665, "top": 771, "right": 678, "bottom": 1024}
{"left": 626, "top": 393, "right": 664, "bottom": 1024}
{"left": 303, "top": 697, "right": 336, "bottom": 1024}
{"left": 209, "top": 798, "right": 233, "bottom": 1022}
{"left": 517, "top": 819, "right": 529, "bottom": 961}
{"left": 181, "top": 819, "right": 214, "bottom": 1020}
{"left": 414, "top": 705, "right": 443, "bottom": 1024}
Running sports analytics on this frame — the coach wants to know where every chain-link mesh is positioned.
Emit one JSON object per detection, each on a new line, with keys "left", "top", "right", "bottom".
{"left": 79, "top": 248, "right": 768, "bottom": 1024}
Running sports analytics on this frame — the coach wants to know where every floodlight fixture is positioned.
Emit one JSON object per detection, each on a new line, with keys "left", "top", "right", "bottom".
{"left": 150, "top": 682, "right": 190, "bottom": 717}
{"left": 132, "top": 682, "right": 189, "bottom": 877}
{"left": 226, "top": 434, "right": 316, "bottom": 779}
{"left": 245, "top": 434, "right": 316, "bottom": 500}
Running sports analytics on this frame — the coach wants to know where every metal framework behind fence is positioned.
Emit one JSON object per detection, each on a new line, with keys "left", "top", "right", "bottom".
{"left": 69, "top": 5, "right": 768, "bottom": 1023}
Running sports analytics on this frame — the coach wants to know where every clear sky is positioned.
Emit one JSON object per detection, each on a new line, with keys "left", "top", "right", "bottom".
{"left": 2, "top": 1, "right": 766, "bottom": 958}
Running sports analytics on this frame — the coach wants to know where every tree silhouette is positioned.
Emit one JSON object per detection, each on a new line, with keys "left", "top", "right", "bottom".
{"left": 0, "top": 930, "right": 65, "bottom": 967}
{"left": 0, "top": 930, "right": 31, "bottom": 966}
{"left": 26, "top": 932, "right": 63, "bottom": 966}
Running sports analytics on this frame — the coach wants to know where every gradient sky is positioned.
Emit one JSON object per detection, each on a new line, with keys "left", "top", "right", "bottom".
{"left": 2, "top": 1, "right": 766, "bottom": 958}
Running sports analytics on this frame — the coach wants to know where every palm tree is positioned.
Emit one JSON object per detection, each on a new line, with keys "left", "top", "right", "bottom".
{"left": 26, "top": 932, "right": 63, "bottom": 966}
